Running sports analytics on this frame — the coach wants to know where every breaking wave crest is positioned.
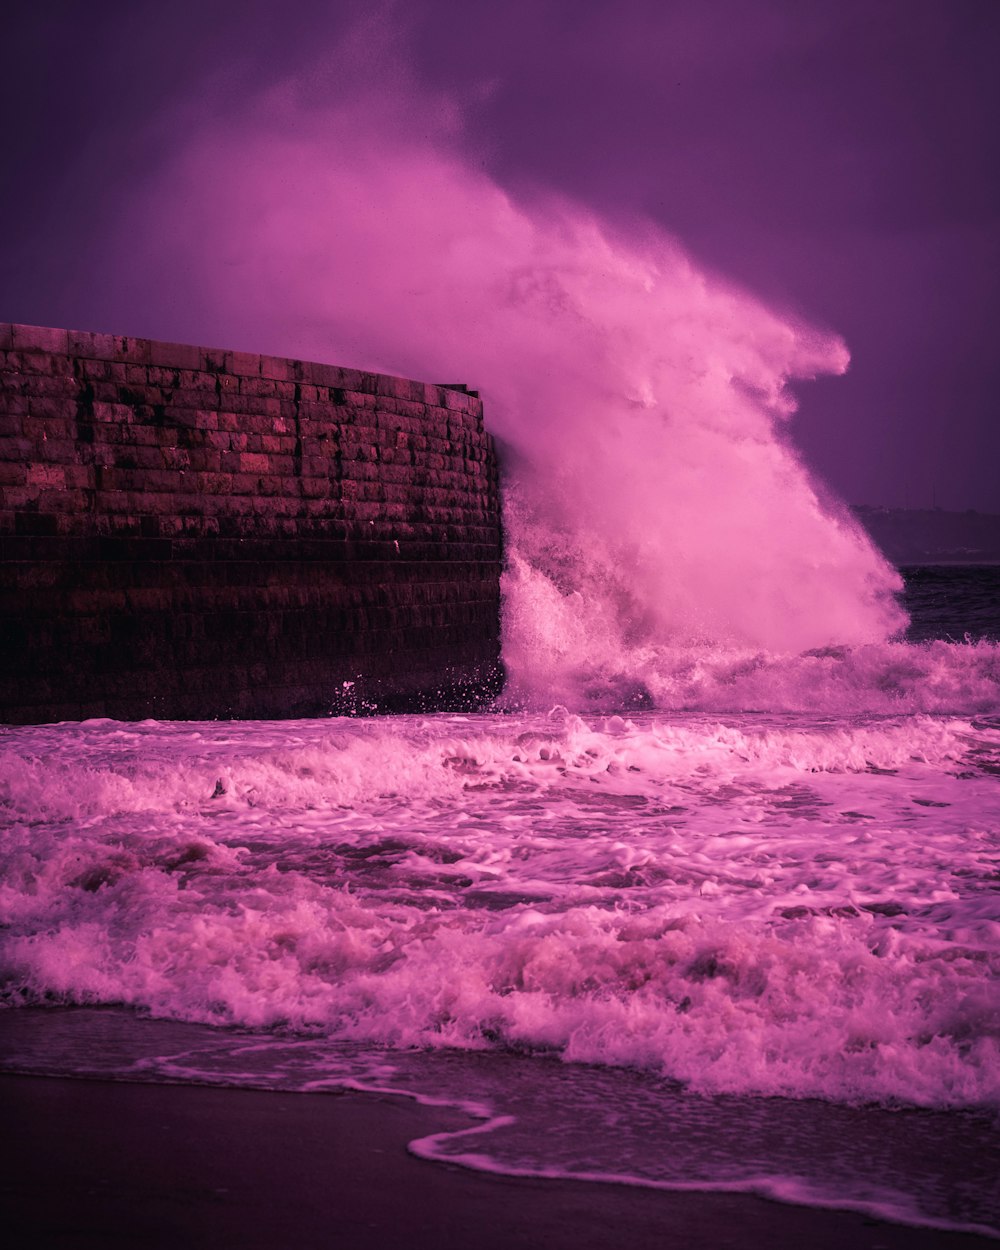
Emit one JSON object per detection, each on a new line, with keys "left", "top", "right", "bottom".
{"left": 100, "top": 29, "right": 906, "bottom": 698}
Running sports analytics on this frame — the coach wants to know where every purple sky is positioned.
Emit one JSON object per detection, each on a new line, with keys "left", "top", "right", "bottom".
{"left": 3, "top": 0, "right": 998, "bottom": 512}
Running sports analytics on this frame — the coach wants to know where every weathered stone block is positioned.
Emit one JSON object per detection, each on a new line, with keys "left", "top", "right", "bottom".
{"left": 13, "top": 325, "right": 69, "bottom": 354}
{"left": 239, "top": 376, "right": 279, "bottom": 397}
{"left": 167, "top": 388, "right": 220, "bottom": 411}
{"left": 227, "top": 350, "right": 264, "bottom": 377}
{"left": 258, "top": 355, "right": 296, "bottom": 382}
{"left": 111, "top": 336, "right": 153, "bottom": 364}
{"left": 0, "top": 396, "right": 28, "bottom": 421}
{"left": 28, "top": 374, "right": 77, "bottom": 398}
{"left": 149, "top": 340, "right": 203, "bottom": 370}
{"left": 224, "top": 395, "right": 283, "bottom": 417}
{"left": 169, "top": 408, "right": 219, "bottom": 431}
{"left": 176, "top": 369, "right": 218, "bottom": 392}
{"left": 36, "top": 438, "right": 81, "bottom": 464}
{"left": 189, "top": 470, "right": 234, "bottom": 495}
{"left": 0, "top": 434, "right": 33, "bottom": 459}
{"left": 338, "top": 389, "right": 378, "bottom": 410}
{"left": 92, "top": 401, "right": 136, "bottom": 424}
{"left": 67, "top": 329, "right": 109, "bottom": 359}
{"left": 26, "top": 397, "right": 76, "bottom": 422}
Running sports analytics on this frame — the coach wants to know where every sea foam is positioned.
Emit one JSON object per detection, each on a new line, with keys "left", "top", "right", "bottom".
{"left": 3, "top": 713, "right": 999, "bottom": 1110}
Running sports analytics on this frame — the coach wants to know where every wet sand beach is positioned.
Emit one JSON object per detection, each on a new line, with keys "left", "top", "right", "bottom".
{"left": 1, "top": 1073, "right": 994, "bottom": 1250}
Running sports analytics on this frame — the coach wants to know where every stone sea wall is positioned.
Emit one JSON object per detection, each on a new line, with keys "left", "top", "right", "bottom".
{"left": 0, "top": 324, "right": 502, "bottom": 722}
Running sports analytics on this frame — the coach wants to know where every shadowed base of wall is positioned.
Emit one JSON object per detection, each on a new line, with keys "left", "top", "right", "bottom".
{"left": 1, "top": 540, "right": 503, "bottom": 722}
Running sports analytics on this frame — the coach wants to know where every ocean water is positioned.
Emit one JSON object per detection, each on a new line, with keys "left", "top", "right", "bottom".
{"left": 2, "top": 566, "right": 999, "bottom": 1237}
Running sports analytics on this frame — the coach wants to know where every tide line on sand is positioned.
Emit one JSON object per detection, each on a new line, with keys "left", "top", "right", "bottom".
{"left": 0, "top": 1073, "right": 995, "bottom": 1250}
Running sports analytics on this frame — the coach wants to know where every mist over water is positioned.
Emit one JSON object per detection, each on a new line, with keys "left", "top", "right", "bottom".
{"left": 98, "top": 36, "right": 912, "bottom": 710}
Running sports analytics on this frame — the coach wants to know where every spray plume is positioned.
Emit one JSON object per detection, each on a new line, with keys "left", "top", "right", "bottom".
{"left": 99, "top": 25, "right": 906, "bottom": 708}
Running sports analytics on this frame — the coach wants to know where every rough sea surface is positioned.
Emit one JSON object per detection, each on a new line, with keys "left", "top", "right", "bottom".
{"left": 2, "top": 566, "right": 999, "bottom": 1237}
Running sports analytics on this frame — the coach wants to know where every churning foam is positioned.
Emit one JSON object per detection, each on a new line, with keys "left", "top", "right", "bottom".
{"left": 99, "top": 23, "right": 906, "bottom": 708}
{"left": 3, "top": 712, "right": 1000, "bottom": 1111}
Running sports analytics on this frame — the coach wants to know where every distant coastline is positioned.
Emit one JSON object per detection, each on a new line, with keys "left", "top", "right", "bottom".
{"left": 852, "top": 505, "right": 1000, "bottom": 566}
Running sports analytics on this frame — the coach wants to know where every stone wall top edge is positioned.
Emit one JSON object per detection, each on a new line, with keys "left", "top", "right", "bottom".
{"left": 2, "top": 323, "right": 483, "bottom": 416}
